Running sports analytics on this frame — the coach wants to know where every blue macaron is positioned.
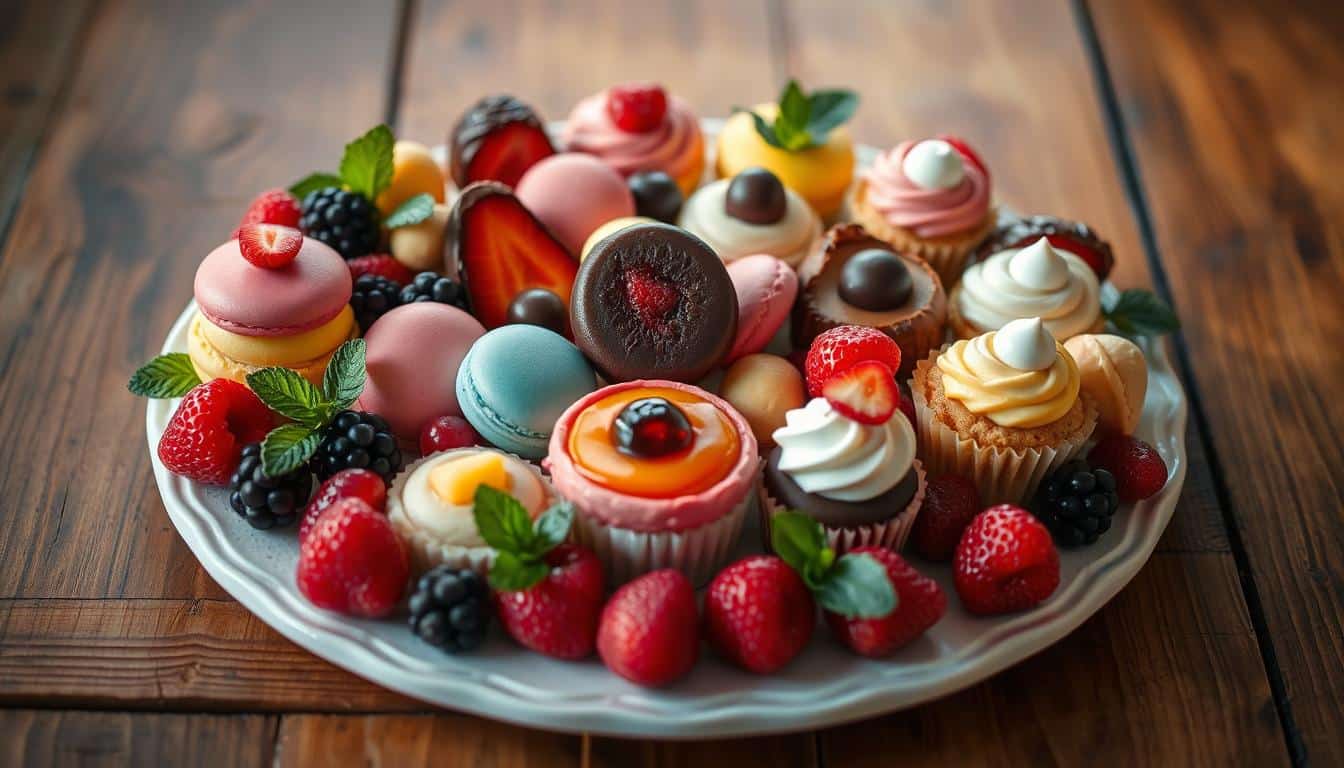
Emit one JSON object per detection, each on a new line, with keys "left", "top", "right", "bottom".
{"left": 456, "top": 324, "right": 597, "bottom": 459}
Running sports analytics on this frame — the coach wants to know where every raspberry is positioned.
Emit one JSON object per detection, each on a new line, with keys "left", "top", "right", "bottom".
{"left": 597, "top": 569, "right": 699, "bottom": 687}
{"left": 804, "top": 325, "right": 902, "bottom": 398}
{"left": 495, "top": 544, "right": 606, "bottom": 660}
{"left": 1088, "top": 434, "right": 1168, "bottom": 503}
{"left": 347, "top": 253, "right": 415, "bottom": 286}
{"left": 157, "top": 379, "right": 273, "bottom": 486}
{"left": 910, "top": 474, "right": 981, "bottom": 561}
{"left": 237, "top": 224, "right": 302, "bottom": 269}
{"left": 419, "top": 415, "right": 481, "bottom": 456}
{"left": 954, "top": 505, "right": 1060, "bottom": 616}
{"left": 624, "top": 268, "right": 680, "bottom": 328}
{"left": 238, "top": 188, "right": 301, "bottom": 231}
{"left": 298, "top": 468, "right": 388, "bottom": 544}
{"left": 704, "top": 556, "right": 815, "bottom": 674}
{"left": 606, "top": 83, "right": 668, "bottom": 133}
{"left": 825, "top": 547, "right": 946, "bottom": 657}
{"left": 296, "top": 497, "right": 408, "bottom": 618}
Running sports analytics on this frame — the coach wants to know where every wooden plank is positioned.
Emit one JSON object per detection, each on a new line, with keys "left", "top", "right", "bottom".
{"left": 587, "top": 736, "right": 816, "bottom": 768}
{"left": 0, "top": 709, "right": 276, "bottom": 768}
{"left": 0, "top": 0, "right": 401, "bottom": 601}
{"left": 775, "top": 0, "right": 1286, "bottom": 764}
{"left": 1088, "top": 0, "right": 1344, "bottom": 762}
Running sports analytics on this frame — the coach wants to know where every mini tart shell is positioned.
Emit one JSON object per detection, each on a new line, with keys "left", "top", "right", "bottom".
{"left": 759, "top": 460, "right": 926, "bottom": 555}
{"left": 849, "top": 177, "right": 996, "bottom": 288}
{"left": 911, "top": 349, "right": 1097, "bottom": 504}
{"left": 387, "top": 449, "right": 557, "bottom": 577}
{"left": 946, "top": 287, "right": 1107, "bottom": 341}
{"left": 794, "top": 223, "right": 948, "bottom": 376}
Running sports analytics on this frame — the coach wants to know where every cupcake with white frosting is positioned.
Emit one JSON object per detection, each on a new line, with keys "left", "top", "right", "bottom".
{"left": 678, "top": 167, "right": 821, "bottom": 269}
{"left": 761, "top": 397, "right": 925, "bottom": 553}
{"left": 911, "top": 317, "right": 1098, "bottom": 504}
{"left": 950, "top": 236, "right": 1103, "bottom": 340}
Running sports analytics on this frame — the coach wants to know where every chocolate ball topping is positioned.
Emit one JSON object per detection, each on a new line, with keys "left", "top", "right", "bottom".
{"left": 725, "top": 167, "right": 787, "bottom": 225}
{"left": 628, "top": 171, "right": 683, "bottom": 223}
{"left": 506, "top": 288, "right": 568, "bottom": 336}
{"left": 839, "top": 248, "right": 914, "bottom": 311}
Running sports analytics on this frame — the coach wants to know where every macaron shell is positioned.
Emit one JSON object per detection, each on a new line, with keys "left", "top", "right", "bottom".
{"left": 358, "top": 303, "right": 487, "bottom": 442}
{"left": 187, "top": 311, "right": 354, "bottom": 387}
{"left": 726, "top": 254, "right": 798, "bottom": 363}
{"left": 515, "top": 153, "right": 635, "bottom": 257}
{"left": 194, "top": 237, "right": 351, "bottom": 336}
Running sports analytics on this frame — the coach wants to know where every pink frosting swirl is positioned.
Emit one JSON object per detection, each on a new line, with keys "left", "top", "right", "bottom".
{"left": 562, "top": 93, "right": 702, "bottom": 183}
{"left": 863, "top": 140, "right": 990, "bottom": 237}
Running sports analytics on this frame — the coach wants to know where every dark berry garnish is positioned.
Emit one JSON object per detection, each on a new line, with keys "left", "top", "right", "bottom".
{"left": 628, "top": 171, "right": 683, "bottom": 223}
{"left": 299, "top": 187, "right": 380, "bottom": 260}
{"left": 408, "top": 565, "right": 492, "bottom": 653}
{"left": 350, "top": 274, "right": 403, "bottom": 332}
{"left": 399, "top": 271, "right": 468, "bottom": 310}
{"left": 613, "top": 397, "right": 693, "bottom": 458}
{"left": 1032, "top": 460, "right": 1120, "bottom": 547}
{"left": 506, "top": 288, "right": 567, "bottom": 336}
{"left": 312, "top": 410, "right": 403, "bottom": 484}
{"left": 229, "top": 443, "right": 314, "bottom": 530}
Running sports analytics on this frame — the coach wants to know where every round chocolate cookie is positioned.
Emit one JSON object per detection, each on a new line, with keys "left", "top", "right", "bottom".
{"left": 764, "top": 445, "right": 919, "bottom": 528}
{"left": 571, "top": 223, "right": 737, "bottom": 383}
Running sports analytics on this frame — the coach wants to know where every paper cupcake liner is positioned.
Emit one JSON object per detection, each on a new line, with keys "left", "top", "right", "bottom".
{"left": 571, "top": 481, "right": 755, "bottom": 588}
{"left": 758, "top": 460, "right": 926, "bottom": 555}
{"left": 850, "top": 181, "right": 995, "bottom": 288}
{"left": 387, "top": 450, "right": 556, "bottom": 577}
{"left": 911, "top": 358, "right": 1098, "bottom": 504}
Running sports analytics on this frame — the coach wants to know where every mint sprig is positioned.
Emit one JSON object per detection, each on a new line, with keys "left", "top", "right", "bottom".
{"left": 384, "top": 193, "right": 435, "bottom": 229}
{"left": 736, "top": 80, "right": 858, "bottom": 152}
{"left": 288, "top": 124, "right": 397, "bottom": 208}
{"left": 1104, "top": 289, "right": 1180, "bottom": 337}
{"left": 289, "top": 172, "right": 343, "bottom": 200}
{"left": 770, "top": 511, "right": 895, "bottom": 619}
{"left": 474, "top": 485, "right": 575, "bottom": 592}
{"left": 128, "top": 353, "right": 202, "bottom": 398}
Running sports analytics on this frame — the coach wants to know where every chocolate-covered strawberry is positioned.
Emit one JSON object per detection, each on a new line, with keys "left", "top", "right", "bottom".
{"left": 450, "top": 95, "right": 556, "bottom": 188}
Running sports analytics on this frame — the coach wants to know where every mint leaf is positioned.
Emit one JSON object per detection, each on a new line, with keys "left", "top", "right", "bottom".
{"left": 339, "top": 124, "right": 395, "bottom": 202}
{"left": 815, "top": 552, "right": 896, "bottom": 619}
{"left": 740, "top": 108, "right": 783, "bottom": 149}
{"left": 488, "top": 551, "right": 549, "bottom": 592}
{"left": 770, "top": 511, "right": 831, "bottom": 589}
{"left": 384, "top": 193, "right": 436, "bottom": 229}
{"left": 259, "top": 423, "right": 321, "bottom": 477}
{"left": 289, "top": 172, "right": 343, "bottom": 200}
{"left": 247, "top": 367, "right": 328, "bottom": 428}
{"left": 774, "top": 119, "right": 812, "bottom": 152}
{"left": 804, "top": 89, "right": 858, "bottom": 142}
{"left": 778, "top": 80, "right": 810, "bottom": 130}
{"left": 533, "top": 501, "right": 574, "bottom": 551}
{"left": 1104, "top": 289, "right": 1180, "bottom": 336}
{"left": 128, "top": 353, "right": 201, "bottom": 398}
{"left": 321, "top": 339, "right": 366, "bottom": 411}
{"left": 473, "top": 485, "right": 532, "bottom": 553}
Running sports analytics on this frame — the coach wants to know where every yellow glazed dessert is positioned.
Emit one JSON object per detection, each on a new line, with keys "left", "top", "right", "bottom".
{"left": 377, "top": 140, "right": 447, "bottom": 218}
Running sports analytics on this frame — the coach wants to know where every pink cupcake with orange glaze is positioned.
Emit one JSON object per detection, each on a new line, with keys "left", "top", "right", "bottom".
{"left": 851, "top": 136, "right": 994, "bottom": 286}
{"left": 544, "top": 380, "right": 758, "bottom": 586}
{"left": 562, "top": 83, "right": 705, "bottom": 197}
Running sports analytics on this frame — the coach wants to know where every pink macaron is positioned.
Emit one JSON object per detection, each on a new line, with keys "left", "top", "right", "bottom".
{"left": 515, "top": 153, "right": 635, "bottom": 257}
{"left": 194, "top": 237, "right": 351, "bottom": 336}
{"left": 725, "top": 254, "right": 798, "bottom": 363}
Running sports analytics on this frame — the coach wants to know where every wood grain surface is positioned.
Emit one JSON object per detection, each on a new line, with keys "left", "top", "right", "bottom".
{"left": 0, "top": 0, "right": 1338, "bottom": 764}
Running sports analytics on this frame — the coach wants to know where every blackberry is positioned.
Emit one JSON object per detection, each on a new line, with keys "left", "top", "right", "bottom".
{"left": 299, "top": 186, "right": 380, "bottom": 260}
{"left": 1032, "top": 460, "right": 1121, "bottom": 547}
{"left": 350, "top": 273, "right": 402, "bottom": 332}
{"left": 407, "top": 565, "right": 492, "bottom": 653}
{"left": 228, "top": 443, "right": 314, "bottom": 530}
{"left": 312, "top": 410, "right": 403, "bottom": 483}
{"left": 399, "top": 271, "right": 468, "bottom": 310}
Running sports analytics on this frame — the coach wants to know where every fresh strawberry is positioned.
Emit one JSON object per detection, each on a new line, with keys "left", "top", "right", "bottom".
{"left": 347, "top": 253, "right": 415, "bottom": 286}
{"left": 624, "top": 267, "right": 680, "bottom": 328}
{"left": 419, "top": 415, "right": 481, "bottom": 456}
{"left": 296, "top": 497, "right": 408, "bottom": 618}
{"left": 238, "top": 188, "right": 301, "bottom": 231}
{"left": 597, "top": 569, "right": 699, "bottom": 686}
{"left": 157, "top": 379, "right": 273, "bottom": 485}
{"left": 994, "top": 216, "right": 1115, "bottom": 281}
{"left": 450, "top": 182, "right": 577, "bottom": 329}
{"left": 704, "top": 556, "right": 815, "bottom": 674}
{"left": 821, "top": 360, "right": 898, "bottom": 425}
{"left": 804, "top": 325, "right": 902, "bottom": 398}
{"left": 937, "top": 134, "right": 989, "bottom": 186}
{"left": 298, "top": 468, "right": 388, "bottom": 544}
{"left": 1088, "top": 434, "right": 1168, "bottom": 503}
{"left": 910, "top": 474, "right": 981, "bottom": 561}
{"left": 237, "top": 224, "right": 303, "bottom": 269}
{"left": 825, "top": 547, "right": 946, "bottom": 657}
{"left": 954, "top": 504, "right": 1060, "bottom": 616}
{"left": 450, "top": 95, "right": 556, "bottom": 188}
{"left": 606, "top": 83, "right": 668, "bottom": 133}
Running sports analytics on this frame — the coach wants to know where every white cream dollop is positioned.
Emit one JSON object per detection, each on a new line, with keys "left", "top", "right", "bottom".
{"left": 901, "top": 139, "right": 966, "bottom": 190}
{"left": 677, "top": 178, "right": 821, "bottom": 268}
{"left": 401, "top": 450, "right": 547, "bottom": 547}
{"left": 770, "top": 398, "right": 915, "bottom": 502}
{"left": 992, "top": 317, "right": 1057, "bottom": 371}
{"left": 956, "top": 239, "right": 1101, "bottom": 339}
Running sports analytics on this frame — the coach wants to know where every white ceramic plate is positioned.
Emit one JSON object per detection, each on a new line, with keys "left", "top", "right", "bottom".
{"left": 147, "top": 125, "right": 1187, "bottom": 738}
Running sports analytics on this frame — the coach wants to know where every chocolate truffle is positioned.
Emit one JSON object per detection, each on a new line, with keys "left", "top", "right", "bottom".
{"left": 628, "top": 171, "right": 684, "bottom": 224}
{"left": 839, "top": 248, "right": 914, "bottom": 311}
{"left": 507, "top": 288, "right": 568, "bottom": 336}
{"left": 725, "top": 167, "right": 787, "bottom": 225}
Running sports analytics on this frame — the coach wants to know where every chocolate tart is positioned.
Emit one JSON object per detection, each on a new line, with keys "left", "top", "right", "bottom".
{"left": 793, "top": 223, "right": 948, "bottom": 375}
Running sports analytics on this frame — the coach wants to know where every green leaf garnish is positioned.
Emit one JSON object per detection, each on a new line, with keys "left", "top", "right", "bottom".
{"left": 488, "top": 551, "right": 549, "bottom": 592}
{"left": 246, "top": 367, "right": 328, "bottom": 428}
{"left": 533, "top": 502, "right": 575, "bottom": 550}
{"left": 473, "top": 485, "right": 574, "bottom": 592}
{"left": 321, "top": 339, "right": 366, "bottom": 411}
{"left": 769, "top": 511, "right": 895, "bottom": 619}
{"left": 740, "top": 80, "right": 859, "bottom": 152}
{"left": 128, "top": 353, "right": 201, "bottom": 398}
{"left": 384, "top": 193, "right": 436, "bottom": 229}
{"left": 803, "top": 89, "right": 859, "bottom": 138}
{"left": 260, "top": 423, "right": 322, "bottom": 477}
{"left": 289, "top": 172, "right": 343, "bottom": 200}
{"left": 338, "top": 124, "right": 395, "bottom": 202}
{"left": 1104, "top": 289, "right": 1181, "bottom": 337}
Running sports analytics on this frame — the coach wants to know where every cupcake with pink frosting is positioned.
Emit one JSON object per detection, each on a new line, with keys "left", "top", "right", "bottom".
{"left": 851, "top": 136, "right": 995, "bottom": 286}
{"left": 562, "top": 83, "right": 705, "bottom": 197}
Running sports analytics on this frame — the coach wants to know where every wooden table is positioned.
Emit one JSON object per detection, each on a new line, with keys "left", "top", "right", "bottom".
{"left": 2, "top": 0, "right": 1340, "bottom": 764}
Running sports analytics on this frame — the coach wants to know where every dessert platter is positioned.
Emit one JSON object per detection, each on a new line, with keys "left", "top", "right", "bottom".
{"left": 135, "top": 81, "right": 1186, "bottom": 737}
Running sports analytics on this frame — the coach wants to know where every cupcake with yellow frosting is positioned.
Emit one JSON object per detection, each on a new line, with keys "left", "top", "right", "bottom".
{"left": 950, "top": 237, "right": 1103, "bottom": 340}
{"left": 912, "top": 317, "right": 1097, "bottom": 504}
{"left": 716, "top": 81, "right": 856, "bottom": 220}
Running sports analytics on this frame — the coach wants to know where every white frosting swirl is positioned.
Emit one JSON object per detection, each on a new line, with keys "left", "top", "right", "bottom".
{"left": 956, "top": 237, "right": 1101, "bottom": 339}
{"left": 994, "top": 317, "right": 1057, "bottom": 371}
{"left": 901, "top": 139, "right": 965, "bottom": 190}
{"left": 677, "top": 178, "right": 821, "bottom": 268}
{"left": 771, "top": 398, "right": 915, "bottom": 502}
{"left": 400, "top": 449, "right": 547, "bottom": 547}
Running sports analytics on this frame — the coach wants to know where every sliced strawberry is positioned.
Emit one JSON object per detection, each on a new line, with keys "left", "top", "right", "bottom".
{"left": 938, "top": 134, "right": 989, "bottom": 186}
{"left": 450, "top": 96, "right": 557, "bottom": 188}
{"left": 821, "top": 360, "right": 898, "bottom": 425}
{"left": 450, "top": 182, "right": 577, "bottom": 329}
{"left": 237, "top": 224, "right": 302, "bottom": 269}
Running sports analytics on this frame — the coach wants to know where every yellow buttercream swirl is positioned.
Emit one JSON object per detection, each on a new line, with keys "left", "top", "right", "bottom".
{"left": 937, "top": 333, "right": 1080, "bottom": 428}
